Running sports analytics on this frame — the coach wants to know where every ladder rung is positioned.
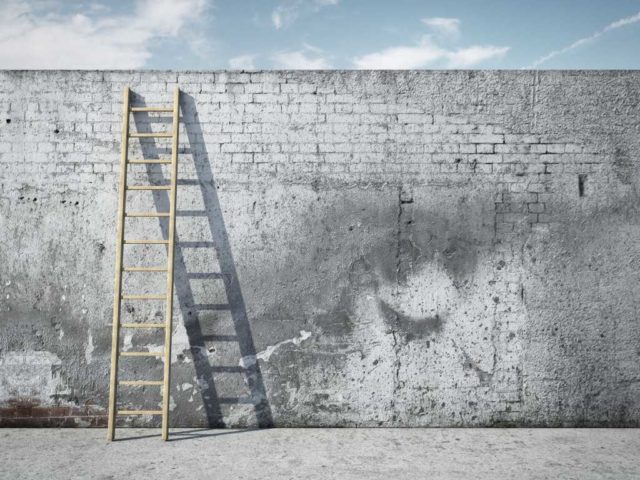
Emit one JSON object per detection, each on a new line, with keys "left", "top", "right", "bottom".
{"left": 123, "top": 266, "right": 168, "bottom": 272}
{"left": 126, "top": 212, "right": 170, "bottom": 217}
{"left": 129, "top": 132, "right": 172, "bottom": 138}
{"left": 120, "top": 351, "right": 164, "bottom": 357}
{"left": 117, "top": 410, "right": 163, "bottom": 415}
{"left": 124, "top": 239, "right": 169, "bottom": 245}
{"left": 121, "top": 323, "right": 166, "bottom": 329}
{"left": 119, "top": 380, "right": 163, "bottom": 386}
{"left": 126, "top": 185, "right": 171, "bottom": 190}
{"left": 130, "top": 107, "right": 173, "bottom": 113}
{"left": 122, "top": 294, "right": 166, "bottom": 300}
{"left": 128, "top": 160, "right": 172, "bottom": 164}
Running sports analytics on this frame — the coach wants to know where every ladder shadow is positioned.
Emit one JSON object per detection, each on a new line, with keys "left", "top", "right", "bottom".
{"left": 130, "top": 91, "right": 274, "bottom": 429}
{"left": 168, "top": 427, "right": 262, "bottom": 442}
{"left": 114, "top": 428, "right": 259, "bottom": 443}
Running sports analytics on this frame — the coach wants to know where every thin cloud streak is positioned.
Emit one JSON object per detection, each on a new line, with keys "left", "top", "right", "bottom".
{"left": 528, "top": 11, "right": 640, "bottom": 68}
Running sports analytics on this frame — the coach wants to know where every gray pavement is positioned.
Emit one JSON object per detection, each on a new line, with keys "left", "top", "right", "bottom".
{"left": 1, "top": 428, "right": 638, "bottom": 479}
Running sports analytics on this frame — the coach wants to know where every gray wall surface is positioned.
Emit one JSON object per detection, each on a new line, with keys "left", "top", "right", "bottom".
{"left": 0, "top": 70, "right": 639, "bottom": 427}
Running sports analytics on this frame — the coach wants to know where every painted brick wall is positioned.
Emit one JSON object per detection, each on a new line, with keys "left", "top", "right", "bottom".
{"left": 1, "top": 71, "right": 639, "bottom": 427}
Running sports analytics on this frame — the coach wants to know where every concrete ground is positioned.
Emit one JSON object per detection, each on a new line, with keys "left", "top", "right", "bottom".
{"left": 1, "top": 428, "right": 638, "bottom": 479}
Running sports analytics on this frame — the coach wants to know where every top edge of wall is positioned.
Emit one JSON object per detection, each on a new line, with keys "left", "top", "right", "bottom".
{"left": 0, "top": 69, "right": 639, "bottom": 74}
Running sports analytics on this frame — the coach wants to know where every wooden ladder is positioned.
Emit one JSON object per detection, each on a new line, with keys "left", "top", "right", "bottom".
{"left": 107, "top": 86, "right": 180, "bottom": 441}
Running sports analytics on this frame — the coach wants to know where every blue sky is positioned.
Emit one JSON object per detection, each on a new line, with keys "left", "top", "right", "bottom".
{"left": 1, "top": 0, "right": 640, "bottom": 69}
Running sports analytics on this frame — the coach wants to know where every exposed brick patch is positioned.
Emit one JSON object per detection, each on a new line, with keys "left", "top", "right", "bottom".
{"left": 0, "top": 399, "right": 107, "bottom": 427}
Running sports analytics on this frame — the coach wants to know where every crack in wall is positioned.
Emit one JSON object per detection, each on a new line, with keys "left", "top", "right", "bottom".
{"left": 389, "top": 185, "right": 415, "bottom": 421}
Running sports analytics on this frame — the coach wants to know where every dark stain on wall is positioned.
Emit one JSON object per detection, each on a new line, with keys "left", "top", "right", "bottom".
{"left": 378, "top": 299, "right": 443, "bottom": 341}
{"left": 613, "top": 147, "right": 633, "bottom": 185}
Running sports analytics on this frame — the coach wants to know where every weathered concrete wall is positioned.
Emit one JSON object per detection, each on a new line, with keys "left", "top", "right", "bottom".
{"left": 0, "top": 70, "right": 639, "bottom": 427}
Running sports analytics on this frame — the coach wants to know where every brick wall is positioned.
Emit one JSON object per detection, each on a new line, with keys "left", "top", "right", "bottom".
{"left": 1, "top": 70, "right": 639, "bottom": 427}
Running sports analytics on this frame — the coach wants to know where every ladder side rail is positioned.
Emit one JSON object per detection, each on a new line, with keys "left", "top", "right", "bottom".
{"left": 161, "top": 86, "right": 181, "bottom": 441}
{"left": 107, "top": 86, "right": 131, "bottom": 441}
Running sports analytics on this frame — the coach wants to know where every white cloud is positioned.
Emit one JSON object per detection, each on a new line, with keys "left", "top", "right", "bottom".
{"left": 271, "top": 0, "right": 338, "bottom": 30}
{"left": 353, "top": 36, "right": 508, "bottom": 69}
{"left": 271, "top": 9, "right": 283, "bottom": 29}
{"left": 229, "top": 54, "right": 256, "bottom": 70}
{"left": 448, "top": 45, "right": 510, "bottom": 68}
{"left": 422, "top": 17, "right": 460, "bottom": 38}
{"left": 529, "top": 11, "right": 640, "bottom": 68}
{"left": 271, "top": 3, "right": 298, "bottom": 30}
{"left": 0, "top": 0, "right": 208, "bottom": 69}
{"left": 272, "top": 49, "right": 331, "bottom": 69}
{"left": 354, "top": 38, "right": 444, "bottom": 69}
